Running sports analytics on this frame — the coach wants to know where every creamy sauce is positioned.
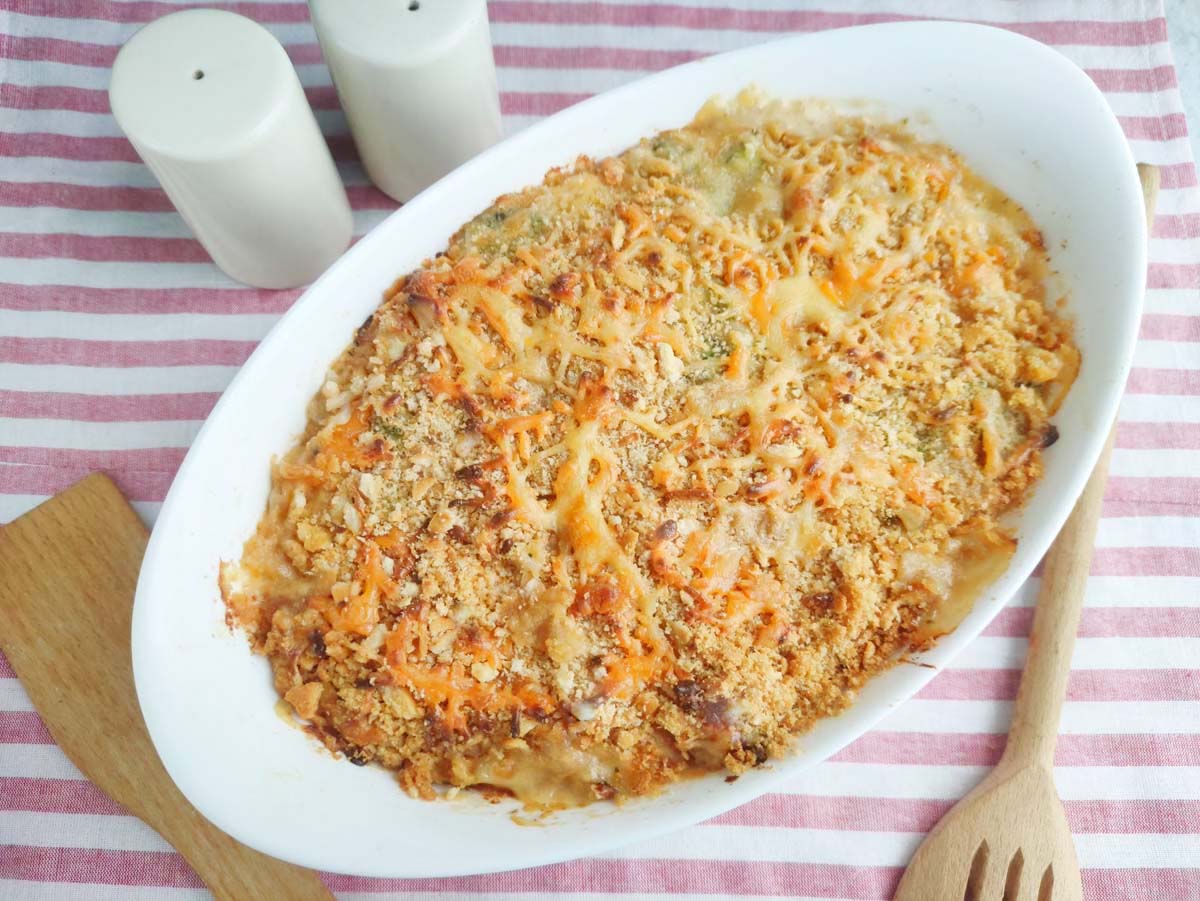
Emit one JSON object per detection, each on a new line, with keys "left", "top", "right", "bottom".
{"left": 469, "top": 732, "right": 621, "bottom": 810}
{"left": 915, "top": 530, "right": 1018, "bottom": 641}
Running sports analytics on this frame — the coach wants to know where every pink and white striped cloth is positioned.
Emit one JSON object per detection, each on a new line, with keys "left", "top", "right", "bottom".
{"left": 1, "top": 1, "right": 1198, "bottom": 898}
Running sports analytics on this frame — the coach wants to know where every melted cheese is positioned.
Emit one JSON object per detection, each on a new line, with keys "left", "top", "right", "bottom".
{"left": 224, "top": 88, "right": 1077, "bottom": 811}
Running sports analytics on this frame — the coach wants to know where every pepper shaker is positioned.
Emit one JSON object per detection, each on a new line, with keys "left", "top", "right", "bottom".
{"left": 110, "top": 9, "right": 353, "bottom": 289}
{"left": 309, "top": 0, "right": 503, "bottom": 203}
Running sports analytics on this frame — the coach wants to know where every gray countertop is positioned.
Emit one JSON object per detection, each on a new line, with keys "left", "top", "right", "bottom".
{"left": 1166, "top": 0, "right": 1199, "bottom": 165}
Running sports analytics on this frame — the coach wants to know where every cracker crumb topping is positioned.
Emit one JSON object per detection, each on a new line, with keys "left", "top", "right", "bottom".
{"left": 222, "top": 91, "right": 1077, "bottom": 809}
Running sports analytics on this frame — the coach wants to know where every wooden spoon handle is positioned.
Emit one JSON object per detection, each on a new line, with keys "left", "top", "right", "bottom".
{"left": 0, "top": 474, "right": 332, "bottom": 901}
{"left": 152, "top": 808, "right": 332, "bottom": 901}
{"left": 1003, "top": 163, "right": 1159, "bottom": 768}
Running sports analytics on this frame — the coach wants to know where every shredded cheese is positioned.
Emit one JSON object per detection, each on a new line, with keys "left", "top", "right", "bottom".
{"left": 221, "top": 89, "right": 1077, "bottom": 810}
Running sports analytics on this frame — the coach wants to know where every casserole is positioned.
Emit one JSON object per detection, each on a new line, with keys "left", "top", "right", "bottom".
{"left": 133, "top": 21, "right": 1146, "bottom": 877}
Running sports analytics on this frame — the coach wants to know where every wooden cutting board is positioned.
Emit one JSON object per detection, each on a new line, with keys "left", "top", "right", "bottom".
{"left": 0, "top": 472, "right": 333, "bottom": 901}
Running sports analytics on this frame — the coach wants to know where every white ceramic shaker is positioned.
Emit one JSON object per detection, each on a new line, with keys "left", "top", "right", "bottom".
{"left": 110, "top": 9, "right": 353, "bottom": 289}
{"left": 309, "top": 0, "right": 503, "bottom": 203}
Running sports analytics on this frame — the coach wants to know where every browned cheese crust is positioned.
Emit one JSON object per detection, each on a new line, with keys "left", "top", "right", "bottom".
{"left": 221, "top": 92, "right": 1078, "bottom": 809}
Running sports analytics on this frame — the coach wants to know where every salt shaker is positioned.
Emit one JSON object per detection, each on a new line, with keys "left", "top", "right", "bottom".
{"left": 309, "top": 0, "right": 503, "bottom": 203}
{"left": 110, "top": 10, "right": 353, "bottom": 290}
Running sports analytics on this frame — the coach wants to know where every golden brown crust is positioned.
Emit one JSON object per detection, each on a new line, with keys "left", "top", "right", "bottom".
{"left": 221, "top": 91, "right": 1077, "bottom": 808}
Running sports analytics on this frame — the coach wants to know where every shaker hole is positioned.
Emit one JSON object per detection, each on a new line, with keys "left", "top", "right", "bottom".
{"left": 192, "top": 69, "right": 205, "bottom": 80}
{"left": 408, "top": 1, "right": 419, "bottom": 9}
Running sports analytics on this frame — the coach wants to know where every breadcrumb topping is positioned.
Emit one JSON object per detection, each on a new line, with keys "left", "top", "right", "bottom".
{"left": 221, "top": 91, "right": 1077, "bottom": 808}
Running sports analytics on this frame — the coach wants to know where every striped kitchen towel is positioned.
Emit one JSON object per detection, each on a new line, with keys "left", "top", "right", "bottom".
{"left": 1, "top": 1, "right": 1197, "bottom": 898}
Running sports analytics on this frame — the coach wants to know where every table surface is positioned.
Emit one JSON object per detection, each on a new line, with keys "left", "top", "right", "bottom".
{"left": 1165, "top": 0, "right": 1200, "bottom": 164}
{"left": 1, "top": 2, "right": 1198, "bottom": 899}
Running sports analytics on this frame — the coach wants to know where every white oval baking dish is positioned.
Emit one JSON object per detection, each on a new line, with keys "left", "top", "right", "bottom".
{"left": 133, "top": 21, "right": 1145, "bottom": 878}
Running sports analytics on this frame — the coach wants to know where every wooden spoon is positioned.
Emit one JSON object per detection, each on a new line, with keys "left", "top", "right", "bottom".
{"left": 894, "top": 163, "right": 1159, "bottom": 901}
{"left": 0, "top": 473, "right": 333, "bottom": 901}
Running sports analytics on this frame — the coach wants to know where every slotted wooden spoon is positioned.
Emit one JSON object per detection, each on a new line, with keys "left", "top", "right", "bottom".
{"left": 894, "top": 163, "right": 1158, "bottom": 901}
{"left": 0, "top": 473, "right": 332, "bottom": 901}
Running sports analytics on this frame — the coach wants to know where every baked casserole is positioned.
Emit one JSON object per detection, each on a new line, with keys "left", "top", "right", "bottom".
{"left": 221, "top": 91, "right": 1077, "bottom": 808}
